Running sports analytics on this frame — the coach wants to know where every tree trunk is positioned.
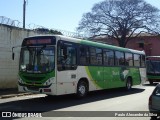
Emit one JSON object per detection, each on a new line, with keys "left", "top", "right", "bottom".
{"left": 118, "top": 37, "right": 126, "bottom": 48}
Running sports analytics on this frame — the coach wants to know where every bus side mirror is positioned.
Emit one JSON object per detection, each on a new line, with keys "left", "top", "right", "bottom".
{"left": 12, "top": 53, "right": 15, "bottom": 60}
{"left": 11, "top": 45, "right": 21, "bottom": 60}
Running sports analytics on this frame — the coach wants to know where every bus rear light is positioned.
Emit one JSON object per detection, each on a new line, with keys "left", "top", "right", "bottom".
{"left": 43, "top": 89, "right": 51, "bottom": 92}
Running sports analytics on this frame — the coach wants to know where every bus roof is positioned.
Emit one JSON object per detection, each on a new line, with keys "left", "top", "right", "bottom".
{"left": 58, "top": 35, "right": 145, "bottom": 55}
{"left": 25, "top": 35, "right": 145, "bottom": 55}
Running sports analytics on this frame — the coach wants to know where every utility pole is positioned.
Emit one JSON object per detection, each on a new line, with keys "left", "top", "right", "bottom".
{"left": 23, "top": 0, "right": 26, "bottom": 29}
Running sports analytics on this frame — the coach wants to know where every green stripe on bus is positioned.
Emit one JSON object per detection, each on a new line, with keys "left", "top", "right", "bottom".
{"left": 19, "top": 71, "right": 55, "bottom": 84}
{"left": 85, "top": 66, "right": 101, "bottom": 89}
{"left": 86, "top": 66, "right": 141, "bottom": 89}
{"left": 148, "top": 75, "right": 160, "bottom": 80}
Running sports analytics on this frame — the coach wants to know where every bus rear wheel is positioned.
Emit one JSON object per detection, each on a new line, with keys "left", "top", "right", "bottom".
{"left": 126, "top": 78, "right": 132, "bottom": 91}
{"left": 76, "top": 81, "right": 88, "bottom": 98}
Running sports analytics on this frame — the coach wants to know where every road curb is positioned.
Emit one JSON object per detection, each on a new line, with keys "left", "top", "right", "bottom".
{"left": 0, "top": 93, "right": 34, "bottom": 99}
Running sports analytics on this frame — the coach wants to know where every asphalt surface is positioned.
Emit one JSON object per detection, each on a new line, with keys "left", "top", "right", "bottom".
{"left": 0, "top": 88, "right": 33, "bottom": 99}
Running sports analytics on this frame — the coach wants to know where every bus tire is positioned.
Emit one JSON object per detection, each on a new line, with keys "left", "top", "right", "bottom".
{"left": 76, "top": 80, "right": 88, "bottom": 98}
{"left": 149, "top": 80, "right": 153, "bottom": 85}
{"left": 126, "top": 77, "right": 132, "bottom": 91}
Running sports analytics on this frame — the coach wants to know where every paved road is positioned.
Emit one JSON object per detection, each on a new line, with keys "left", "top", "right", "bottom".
{"left": 0, "top": 83, "right": 159, "bottom": 120}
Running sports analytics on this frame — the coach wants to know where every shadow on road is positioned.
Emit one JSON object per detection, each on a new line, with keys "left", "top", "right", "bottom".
{"left": 0, "top": 87, "right": 145, "bottom": 113}
{"left": 143, "top": 82, "right": 159, "bottom": 87}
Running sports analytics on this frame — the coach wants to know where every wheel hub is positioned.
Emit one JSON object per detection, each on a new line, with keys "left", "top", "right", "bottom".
{"left": 79, "top": 85, "right": 85, "bottom": 95}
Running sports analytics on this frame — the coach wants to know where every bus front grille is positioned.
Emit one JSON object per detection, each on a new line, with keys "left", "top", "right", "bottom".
{"left": 27, "top": 86, "right": 39, "bottom": 91}
{"left": 23, "top": 76, "right": 45, "bottom": 81}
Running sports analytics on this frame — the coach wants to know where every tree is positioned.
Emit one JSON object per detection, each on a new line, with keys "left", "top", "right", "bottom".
{"left": 77, "top": 0, "right": 160, "bottom": 47}
{"left": 35, "top": 28, "right": 62, "bottom": 35}
{"left": 49, "top": 29, "right": 63, "bottom": 35}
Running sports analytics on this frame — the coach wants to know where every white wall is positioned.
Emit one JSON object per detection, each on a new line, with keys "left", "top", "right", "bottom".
{"left": 0, "top": 25, "right": 42, "bottom": 89}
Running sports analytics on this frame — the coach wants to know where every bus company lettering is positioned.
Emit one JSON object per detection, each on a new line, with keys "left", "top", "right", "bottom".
{"left": 112, "top": 71, "right": 119, "bottom": 76}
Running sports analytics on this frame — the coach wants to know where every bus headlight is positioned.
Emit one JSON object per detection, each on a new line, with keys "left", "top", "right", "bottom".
{"left": 45, "top": 82, "right": 48, "bottom": 85}
{"left": 18, "top": 78, "right": 24, "bottom": 84}
{"left": 44, "top": 77, "right": 55, "bottom": 85}
{"left": 20, "top": 65, "right": 26, "bottom": 71}
{"left": 50, "top": 77, "right": 55, "bottom": 82}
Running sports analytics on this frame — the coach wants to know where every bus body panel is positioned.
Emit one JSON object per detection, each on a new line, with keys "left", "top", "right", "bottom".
{"left": 87, "top": 66, "right": 142, "bottom": 89}
{"left": 56, "top": 69, "right": 77, "bottom": 95}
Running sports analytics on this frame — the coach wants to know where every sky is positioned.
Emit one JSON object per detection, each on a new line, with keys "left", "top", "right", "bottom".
{"left": 0, "top": 0, "right": 160, "bottom": 32}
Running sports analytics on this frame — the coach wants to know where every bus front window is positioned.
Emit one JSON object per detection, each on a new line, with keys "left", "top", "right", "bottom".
{"left": 152, "top": 61, "right": 160, "bottom": 74}
{"left": 147, "top": 60, "right": 160, "bottom": 74}
{"left": 20, "top": 47, "right": 55, "bottom": 73}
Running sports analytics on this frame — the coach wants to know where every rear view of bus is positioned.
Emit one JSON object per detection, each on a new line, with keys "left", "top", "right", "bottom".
{"left": 18, "top": 36, "right": 56, "bottom": 95}
{"left": 146, "top": 56, "right": 160, "bottom": 84}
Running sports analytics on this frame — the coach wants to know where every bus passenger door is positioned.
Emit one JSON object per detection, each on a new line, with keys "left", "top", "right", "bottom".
{"left": 57, "top": 41, "right": 77, "bottom": 95}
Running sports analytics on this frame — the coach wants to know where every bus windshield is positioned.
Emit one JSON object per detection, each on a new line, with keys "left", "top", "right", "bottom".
{"left": 147, "top": 60, "right": 160, "bottom": 74}
{"left": 20, "top": 46, "right": 55, "bottom": 73}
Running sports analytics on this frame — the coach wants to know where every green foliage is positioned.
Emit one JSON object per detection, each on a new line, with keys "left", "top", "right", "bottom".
{"left": 49, "top": 29, "right": 62, "bottom": 35}
{"left": 35, "top": 28, "right": 63, "bottom": 35}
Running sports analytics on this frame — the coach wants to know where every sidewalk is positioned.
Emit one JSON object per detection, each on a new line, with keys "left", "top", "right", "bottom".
{"left": 0, "top": 88, "right": 33, "bottom": 99}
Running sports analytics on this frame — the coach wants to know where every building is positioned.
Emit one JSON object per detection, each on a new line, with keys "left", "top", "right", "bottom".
{"left": 92, "top": 33, "right": 160, "bottom": 56}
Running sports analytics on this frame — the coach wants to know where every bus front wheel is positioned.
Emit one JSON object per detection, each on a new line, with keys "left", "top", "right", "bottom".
{"left": 76, "top": 81, "right": 88, "bottom": 98}
{"left": 126, "top": 78, "right": 132, "bottom": 91}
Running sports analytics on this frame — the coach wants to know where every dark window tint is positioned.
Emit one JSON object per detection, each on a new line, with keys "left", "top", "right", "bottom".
{"left": 115, "top": 51, "right": 125, "bottom": 66}
{"left": 103, "top": 49, "right": 114, "bottom": 66}
{"left": 125, "top": 53, "right": 133, "bottom": 66}
{"left": 79, "top": 45, "right": 90, "bottom": 65}
{"left": 90, "top": 47, "right": 96, "bottom": 65}
{"left": 96, "top": 48, "right": 102, "bottom": 65}
{"left": 90, "top": 47, "right": 102, "bottom": 65}
{"left": 57, "top": 41, "right": 76, "bottom": 71}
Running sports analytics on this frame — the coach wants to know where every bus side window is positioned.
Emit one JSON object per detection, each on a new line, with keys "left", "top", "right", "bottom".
{"left": 141, "top": 55, "right": 145, "bottom": 67}
{"left": 79, "top": 45, "right": 90, "bottom": 65}
{"left": 134, "top": 54, "right": 140, "bottom": 67}
{"left": 90, "top": 47, "right": 97, "bottom": 65}
{"left": 96, "top": 48, "right": 102, "bottom": 65}
{"left": 89, "top": 47, "right": 102, "bottom": 65}
{"left": 115, "top": 51, "right": 125, "bottom": 66}
{"left": 125, "top": 53, "right": 133, "bottom": 66}
{"left": 57, "top": 41, "right": 77, "bottom": 71}
{"left": 103, "top": 49, "right": 114, "bottom": 66}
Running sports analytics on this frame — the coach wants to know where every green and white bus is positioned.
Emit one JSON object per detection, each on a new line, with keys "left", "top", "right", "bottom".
{"left": 12, "top": 35, "right": 146, "bottom": 98}
{"left": 146, "top": 56, "right": 160, "bottom": 84}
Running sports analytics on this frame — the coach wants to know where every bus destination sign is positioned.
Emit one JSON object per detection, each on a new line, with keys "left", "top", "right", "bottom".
{"left": 26, "top": 39, "right": 52, "bottom": 45}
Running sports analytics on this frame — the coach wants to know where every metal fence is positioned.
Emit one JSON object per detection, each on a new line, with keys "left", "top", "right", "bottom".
{"left": 0, "top": 16, "right": 86, "bottom": 39}
{"left": 0, "top": 16, "right": 21, "bottom": 27}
